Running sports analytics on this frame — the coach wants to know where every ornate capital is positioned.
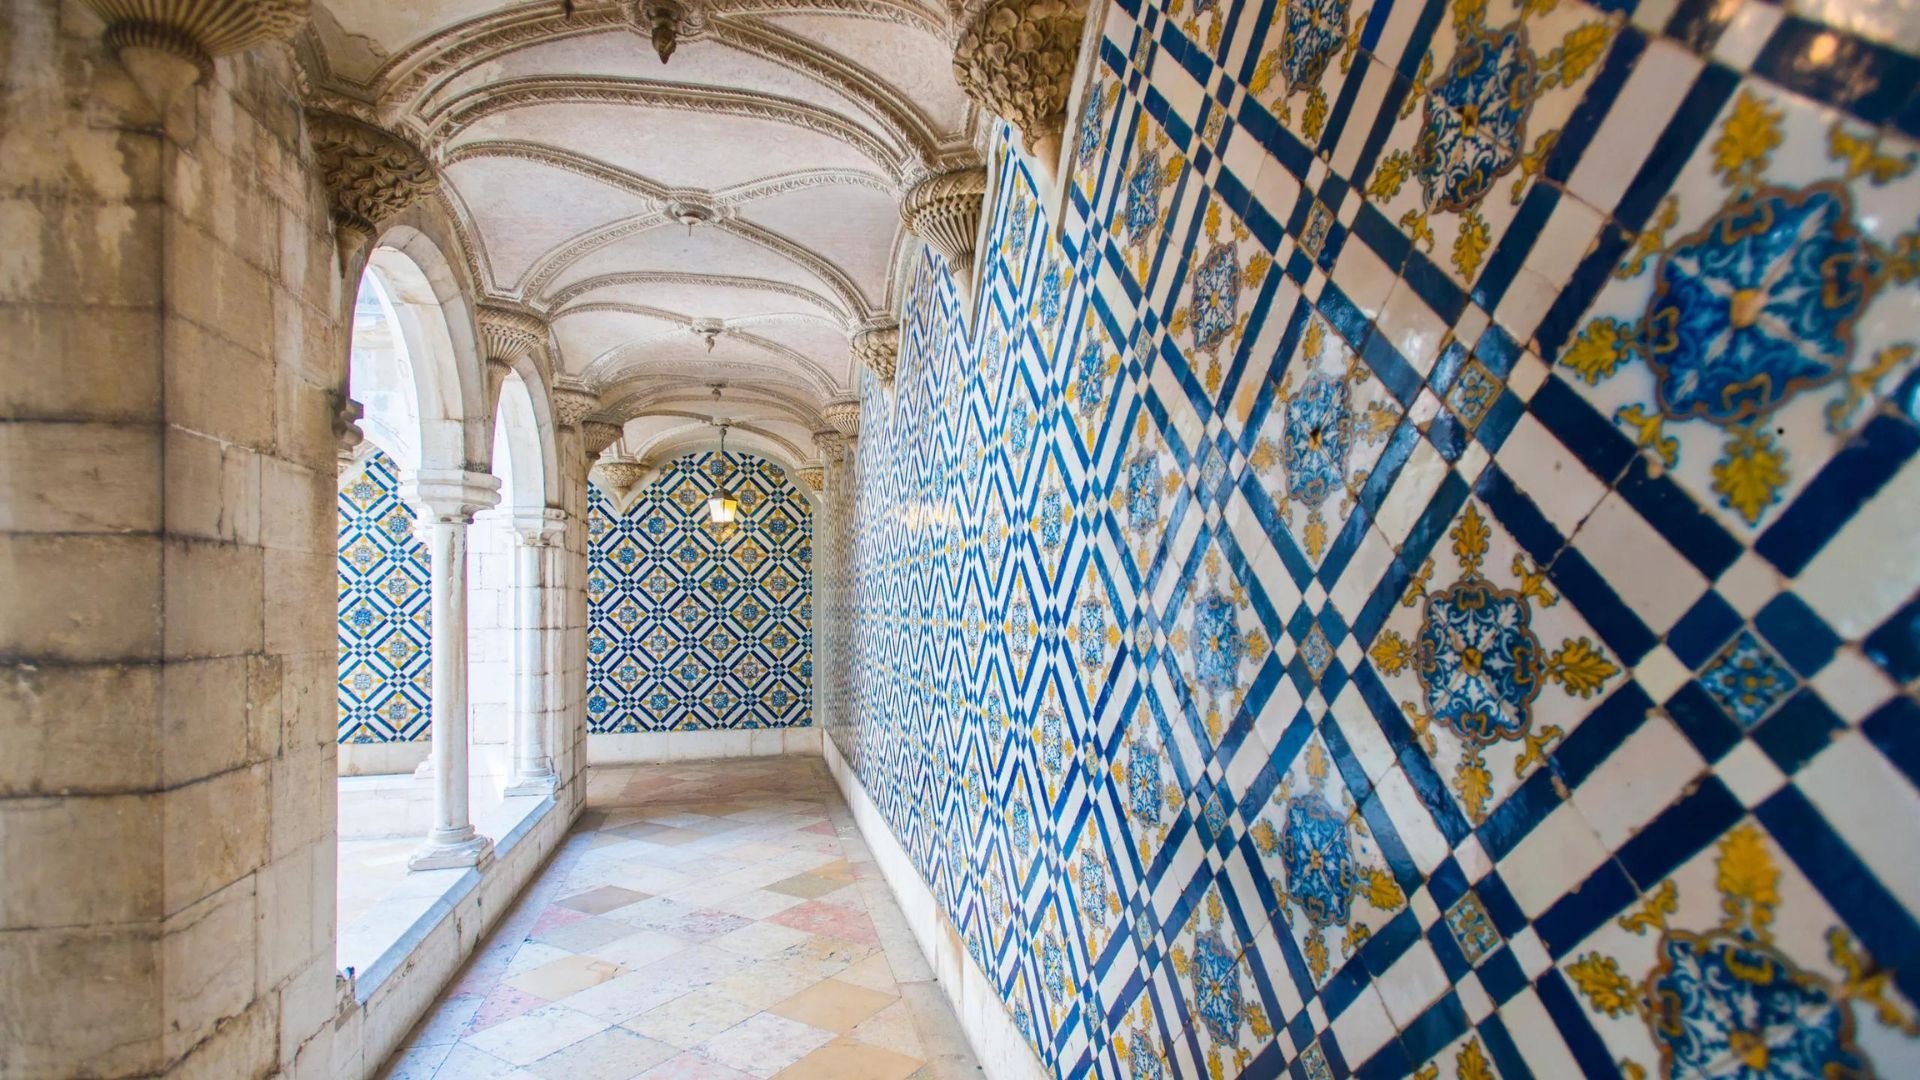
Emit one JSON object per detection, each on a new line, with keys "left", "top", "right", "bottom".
{"left": 307, "top": 110, "right": 439, "bottom": 250}
{"left": 902, "top": 167, "right": 989, "bottom": 292}
{"left": 81, "top": 0, "right": 308, "bottom": 78}
{"left": 822, "top": 396, "right": 861, "bottom": 439}
{"left": 592, "top": 459, "right": 650, "bottom": 493}
{"left": 408, "top": 468, "right": 501, "bottom": 524}
{"left": 953, "top": 0, "right": 1087, "bottom": 163}
{"left": 851, "top": 322, "right": 900, "bottom": 385}
{"left": 812, "top": 430, "right": 847, "bottom": 459}
{"left": 552, "top": 385, "right": 601, "bottom": 428}
{"left": 476, "top": 303, "right": 547, "bottom": 364}
{"left": 582, "top": 420, "right": 624, "bottom": 455}
{"left": 796, "top": 465, "right": 825, "bottom": 492}
{"left": 511, "top": 507, "right": 568, "bottom": 545}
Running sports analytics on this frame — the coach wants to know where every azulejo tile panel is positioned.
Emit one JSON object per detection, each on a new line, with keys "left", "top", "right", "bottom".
{"left": 824, "top": 0, "right": 1920, "bottom": 1074}
{"left": 337, "top": 449, "right": 432, "bottom": 744}
{"left": 587, "top": 452, "right": 812, "bottom": 733}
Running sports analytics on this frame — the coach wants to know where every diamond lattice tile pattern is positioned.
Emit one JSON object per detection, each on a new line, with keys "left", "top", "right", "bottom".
{"left": 338, "top": 449, "right": 433, "bottom": 744}
{"left": 819, "top": 0, "right": 1920, "bottom": 1073}
{"left": 588, "top": 452, "right": 814, "bottom": 733}
{"left": 382, "top": 759, "right": 974, "bottom": 1079}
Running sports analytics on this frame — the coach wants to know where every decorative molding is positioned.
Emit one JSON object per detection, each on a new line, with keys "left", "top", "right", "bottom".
{"left": 476, "top": 303, "right": 547, "bottom": 362}
{"left": 408, "top": 467, "right": 503, "bottom": 523}
{"left": 307, "top": 110, "right": 439, "bottom": 249}
{"left": 441, "top": 141, "right": 672, "bottom": 203}
{"left": 582, "top": 421, "right": 625, "bottom": 455}
{"left": 901, "top": 166, "right": 988, "bottom": 291}
{"left": 852, "top": 322, "right": 900, "bottom": 384}
{"left": 82, "top": 0, "right": 308, "bottom": 78}
{"left": 425, "top": 77, "right": 904, "bottom": 180}
{"left": 952, "top": 0, "right": 1086, "bottom": 162}
{"left": 797, "top": 465, "right": 825, "bottom": 491}
{"left": 710, "top": 20, "right": 939, "bottom": 166}
{"left": 332, "top": 390, "right": 365, "bottom": 467}
{"left": 822, "top": 396, "right": 860, "bottom": 438}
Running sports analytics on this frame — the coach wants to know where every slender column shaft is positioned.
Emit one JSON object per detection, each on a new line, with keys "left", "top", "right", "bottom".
{"left": 426, "top": 517, "right": 476, "bottom": 844}
{"left": 507, "top": 530, "right": 556, "bottom": 792}
{"left": 408, "top": 467, "right": 500, "bottom": 871}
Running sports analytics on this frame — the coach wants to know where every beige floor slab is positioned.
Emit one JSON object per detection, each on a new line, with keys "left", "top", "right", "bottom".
{"left": 379, "top": 758, "right": 979, "bottom": 1080}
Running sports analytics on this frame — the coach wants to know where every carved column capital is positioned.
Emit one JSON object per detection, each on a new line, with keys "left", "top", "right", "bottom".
{"left": 851, "top": 322, "right": 901, "bottom": 385}
{"left": 812, "top": 430, "right": 847, "bottom": 460}
{"left": 408, "top": 468, "right": 502, "bottom": 525}
{"left": 476, "top": 303, "right": 547, "bottom": 364}
{"left": 510, "top": 507, "right": 568, "bottom": 545}
{"left": 592, "top": 459, "right": 650, "bottom": 494}
{"left": 796, "top": 465, "right": 826, "bottom": 492}
{"left": 552, "top": 384, "right": 601, "bottom": 428}
{"left": 822, "top": 396, "right": 861, "bottom": 439}
{"left": 307, "top": 110, "right": 439, "bottom": 254}
{"left": 902, "top": 166, "right": 989, "bottom": 294}
{"left": 81, "top": 0, "right": 308, "bottom": 79}
{"left": 953, "top": 0, "right": 1087, "bottom": 164}
{"left": 581, "top": 420, "right": 624, "bottom": 456}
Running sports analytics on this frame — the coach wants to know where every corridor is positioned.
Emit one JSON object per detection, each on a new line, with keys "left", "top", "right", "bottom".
{"left": 380, "top": 760, "right": 981, "bottom": 1080}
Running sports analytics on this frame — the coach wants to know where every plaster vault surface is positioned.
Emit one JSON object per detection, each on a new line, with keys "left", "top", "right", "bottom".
{"left": 302, "top": 0, "right": 977, "bottom": 469}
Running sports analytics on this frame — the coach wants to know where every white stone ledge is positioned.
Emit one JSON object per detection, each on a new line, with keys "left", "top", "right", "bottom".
{"left": 822, "top": 735, "right": 1049, "bottom": 1080}
{"left": 587, "top": 726, "right": 821, "bottom": 764}
{"left": 329, "top": 789, "right": 576, "bottom": 1080}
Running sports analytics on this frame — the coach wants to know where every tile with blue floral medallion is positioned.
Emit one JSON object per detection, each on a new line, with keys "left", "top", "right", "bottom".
{"left": 1248, "top": 732, "right": 1409, "bottom": 988}
{"left": 1245, "top": 0, "right": 1374, "bottom": 148}
{"left": 1248, "top": 312, "right": 1407, "bottom": 566}
{"left": 1560, "top": 821, "right": 1920, "bottom": 1077}
{"left": 1113, "top": 112, "right": 1189, "bottom": 293}
{"left": 1366, "top": 499, "right": 1623, "bottom": 824}
{"left": 1169, "top": 193, "right": 1280, "bottom": 403}
{"left": 1167, "top": 882, "right": 1278, "bottom": 1078}
{"left": 1552, "top": 81, "right": 1920, "bottom": 534}
{"left": 1363, "top": 0, "right": 1620, "bottom": 288}
{"left": 1166, "top": 540, "right": 1276, "bottom": 748}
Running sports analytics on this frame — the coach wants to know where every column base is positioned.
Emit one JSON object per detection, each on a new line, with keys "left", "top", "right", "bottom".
{"left": 504, "top": 773, "right": 557, "bottom": 797}
{"left": 408, "top": 833, "right": 494, "bottom": 872}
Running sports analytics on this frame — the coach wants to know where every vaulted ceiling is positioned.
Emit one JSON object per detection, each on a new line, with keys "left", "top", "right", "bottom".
{"left": 301, "top": 0, "right": 987, "bottom": 466}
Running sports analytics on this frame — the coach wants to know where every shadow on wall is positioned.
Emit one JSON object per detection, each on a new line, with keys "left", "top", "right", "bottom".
{"left": 820, "top": 0, "right": 1920, "bottom": 1075}
{"left": 587, "top": 450, "right": 815, "bottom": 737}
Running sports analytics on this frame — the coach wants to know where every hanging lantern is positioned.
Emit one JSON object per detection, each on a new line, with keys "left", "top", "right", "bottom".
{"left": 708, "top": 422, "right": 740, "bottom": 524}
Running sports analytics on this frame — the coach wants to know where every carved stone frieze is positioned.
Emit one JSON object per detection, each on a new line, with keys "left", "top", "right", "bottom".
{"left": 953, "top": 0, "right": 1087, "bottom": 163}
{"left": 851, "top": 322, "right": 900, "bottom": 384}
{"left": 902, "top": 166, "right": 989, "bottom": 292}
{"left": 582, "top": 421, "right": 625, "bottom": 455}
{"left": 822, "top": 396, "right": 861, "bottom": 438}
{"left": 476, "top": 303, "right": 547, "bottom": 363}
{"left": 306, "top": 110, "right": 439, "bottom": 248}
{"left": 81, "top": 0, "right": 308, "bottom": 77}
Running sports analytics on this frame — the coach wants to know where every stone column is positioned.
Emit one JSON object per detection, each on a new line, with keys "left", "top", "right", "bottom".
{"left": 408, "top": 469, "right": 502, "bottom": 870}
{"left": 506, "top": 509, "right": 567, "bottom": 795}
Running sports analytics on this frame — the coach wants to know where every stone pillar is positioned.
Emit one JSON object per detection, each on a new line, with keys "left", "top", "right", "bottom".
{"left": 506, "top": 510, "right": 566, "bottom": 796}
{"left": 901, "top": 167, "right": 989, "bottom": 299}
{"left": 407, "top": 469, "right": 501, "bottom": 870}
{"left": 952, "top": 0, "right": 1088, "bottom": 172}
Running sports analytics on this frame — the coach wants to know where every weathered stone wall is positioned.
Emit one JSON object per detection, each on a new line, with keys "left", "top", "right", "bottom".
{"left": 0, "top": 2, "right": 344, "bottom": 1075}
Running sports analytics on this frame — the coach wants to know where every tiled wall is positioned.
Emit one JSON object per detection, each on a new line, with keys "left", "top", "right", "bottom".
{"left": 587, "top": 451, "right": 814, "bottom": 732}
{"left": 825, "top": 0, "right": 1920, "bottom": 1074}
{"left": 338, "top": 449, "right": 433, "bottom": 744}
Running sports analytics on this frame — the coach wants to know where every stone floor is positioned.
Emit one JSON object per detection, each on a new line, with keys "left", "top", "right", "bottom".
{"left": 379, "top": 757, "right": 983, "bottom": 1080}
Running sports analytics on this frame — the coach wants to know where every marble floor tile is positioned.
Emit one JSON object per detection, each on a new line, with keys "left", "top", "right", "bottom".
{"left": 379, "top": 759, "right": 978, "bottom": 1080}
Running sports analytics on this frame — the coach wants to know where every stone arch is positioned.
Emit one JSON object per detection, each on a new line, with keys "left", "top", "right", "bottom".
{"left": 362, "top": 228, "right": 487, "bottom": 472}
